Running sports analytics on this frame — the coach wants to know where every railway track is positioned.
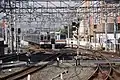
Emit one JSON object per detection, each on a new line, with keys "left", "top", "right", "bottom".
{"left": 106, "top": 66, "right": 120, "bottom": 80}
{"left": 2, "top": 46, "right": 119, "bottom": 80}
{"left": 88, "top": 65, "right": 120, "bottom": 80}
{"left": 86, "top": 50, "right": 120, "bottom": 80}
{"left": 0, "top": 53, "right": 28, "bottom": 63}
{"left": 70, "top": 47, "right": 120, "bottom": 80}
{"left": 0, "top": 52, "right": 63, "bottom": 80}
{"left": 28, "top": 41, "right": 119, "bottom": 58}
{"left": 79, "top": 47, "right": 119, "bottom": 58}
{"left": 88, "top": 65, "right": 111, "bottom": 80}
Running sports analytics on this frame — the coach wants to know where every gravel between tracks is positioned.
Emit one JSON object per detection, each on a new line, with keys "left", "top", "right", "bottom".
{"left": 21, "top": 61, "right": 94, "bottom": 80}
{"left": 0, "top": 67, "right": 25, "bottom": 78}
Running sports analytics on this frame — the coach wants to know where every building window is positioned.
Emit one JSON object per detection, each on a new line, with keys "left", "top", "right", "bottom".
{"left": 118, "top": 23, "right": 120, "bottom": 31}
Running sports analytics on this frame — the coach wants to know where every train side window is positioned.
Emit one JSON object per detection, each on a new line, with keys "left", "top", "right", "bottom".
{"left": 40, "top": 35, "right": 44, "bottom": 40}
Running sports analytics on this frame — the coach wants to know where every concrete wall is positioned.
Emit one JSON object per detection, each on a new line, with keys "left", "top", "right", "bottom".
{"left": 96, "top": 33, "right": 120, "bottom": 44}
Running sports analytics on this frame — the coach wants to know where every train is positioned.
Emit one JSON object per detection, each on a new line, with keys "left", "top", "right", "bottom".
{"left": 40, "top": 32, "right": 67, "bottom": 49}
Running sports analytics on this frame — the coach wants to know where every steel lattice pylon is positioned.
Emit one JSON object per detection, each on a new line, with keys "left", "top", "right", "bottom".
{"left": 0, "top": 0, "right": 120, "bottom": 53}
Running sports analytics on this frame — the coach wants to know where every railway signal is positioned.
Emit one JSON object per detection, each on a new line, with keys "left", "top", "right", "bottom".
{"left": 72, "top": 22, "right": 79, "bottom": 35}
{"left": 17, "top": 28, "right": 21, "bottom": 45}
{"left": 72, "top": 22, "right": 77, "bottom": 31}
{"left": 18, "top": 28, "right": 21, "bottom": 34}
{"left": 72, "top": 20, "right": 80, "bottom": 66}
{"left": 11, "top": 27, "right": 14, "bottom": 53}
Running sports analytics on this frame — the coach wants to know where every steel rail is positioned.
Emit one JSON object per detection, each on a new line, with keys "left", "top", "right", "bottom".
{"left": 75, "top": 48, "right": 113, "bottom": 80}
{"left": 0, "top": 52, "right": 63, "bottom": 80}
{"left": 86, "top": 49, "right": 120, "bottom": 80}
{"left": 86, "top": 50, "right": 111, "bottom": 80}
{"left": 107, "top": 67, "right": 120, "bottom": 80}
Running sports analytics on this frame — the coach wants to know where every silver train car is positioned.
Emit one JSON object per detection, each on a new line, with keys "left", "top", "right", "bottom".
{"left": 40, "top": 32, "right": 66, "bottom": 48}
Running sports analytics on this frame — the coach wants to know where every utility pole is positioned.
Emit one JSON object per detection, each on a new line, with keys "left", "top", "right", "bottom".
{"left": 72, "top": 21, "right": 80, "bottom": 66}
{"left": 88, "top": 14, "right": 91, "bottom": 48}
{"left": 77, "top": 19, "right": 80, "bottom": 65}
{"left": 105, "top": 2, "right": 108, "bottom": 51}
{"left": 9, "top": 0, "right": 15, "bottom": 54}
{"left": 16, "top": 28, "right": 18, "bottom": 54}
{"left": 73, "top": 19, "right": 80, "bottom": 66}
{"left": 114, "top": 9, "right": 118, "bottom": 52}
{"left": 105, "top": 13, "right": 108, "bottom": 51}
{"left": 3, "top": 13, "right": 8, "bottom": 44}
{"left": 67, "top": 25, "right": 70, "bottom": 47}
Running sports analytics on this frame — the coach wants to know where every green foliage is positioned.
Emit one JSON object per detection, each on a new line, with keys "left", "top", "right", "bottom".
{"left": 60, "top": 26, "right": 73, "bottom": 38}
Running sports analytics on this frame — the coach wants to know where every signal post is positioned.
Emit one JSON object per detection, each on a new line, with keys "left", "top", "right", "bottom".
{"left": 72, "top": 19, "right": 80, "bottom": 66}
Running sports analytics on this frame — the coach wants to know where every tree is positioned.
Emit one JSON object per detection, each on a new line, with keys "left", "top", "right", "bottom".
{"left": 60, "top": 26, "right": 73, "bottom": 38}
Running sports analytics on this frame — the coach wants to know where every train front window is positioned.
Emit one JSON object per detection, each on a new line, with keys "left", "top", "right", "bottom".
{"left": 60, "top": 34, "right": 66, "bottom": 39}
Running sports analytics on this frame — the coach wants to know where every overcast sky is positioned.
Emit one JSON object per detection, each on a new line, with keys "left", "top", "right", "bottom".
{"left": 0, "top": 1, "right": 100, "bottom": 32}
